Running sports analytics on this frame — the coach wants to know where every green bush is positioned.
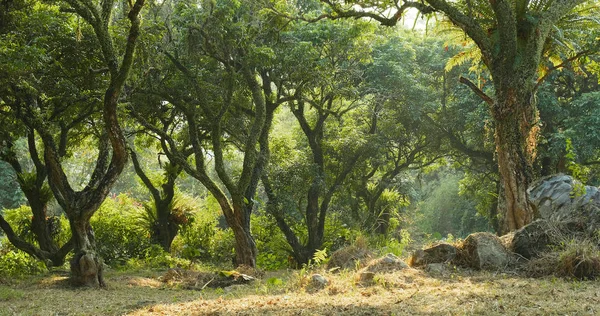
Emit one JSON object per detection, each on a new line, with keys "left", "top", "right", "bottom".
{"left": 0, "top": 239, "right": 46, "bottom": 277}
{"left": 371, "top": 229, "right": 412, "bottom": 257}
{"left": 171, "top": 204, "right": 235, "bottom": 264}
{"left": 253, "top": 214, "right": 289, "bottom": 271}
{"left": 91, "top": 194, "right": 151, "bottom": 266}
{"left": 122, "top": 245, "right": 195, "bottom": 270}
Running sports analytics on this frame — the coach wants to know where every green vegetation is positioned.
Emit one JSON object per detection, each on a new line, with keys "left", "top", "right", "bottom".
{"left": 1, "top": 3, "right": 600, "bottom": 314}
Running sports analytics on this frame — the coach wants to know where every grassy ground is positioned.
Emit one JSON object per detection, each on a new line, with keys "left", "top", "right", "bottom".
{"left": 1, "top": 265, "right": 599, "bottom": 316}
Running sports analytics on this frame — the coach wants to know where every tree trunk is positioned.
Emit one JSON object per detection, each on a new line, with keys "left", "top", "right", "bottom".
{"left": 493, "top": 87, "right": 538, "bottom": 232}
{"left": 230, "top": 205, "right": 257, "bottom": 267}
{"left": 28, "top": 199, "right": 57, "bottom": 254}
{"left": 69, "top": 217, "right": 105, "bottom": 287}
{"left": 152, "top": 200, "right": 178, "bottom": 252}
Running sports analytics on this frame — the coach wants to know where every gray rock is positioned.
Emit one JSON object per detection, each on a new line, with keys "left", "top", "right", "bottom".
{"left": 357, "top": 271, "right": 376, "bottom": 283}
{"left": 382, "top": 253, "right": 400, "bottom": 264}
{"left": 459, "top": 232, "right": 512, "bottom": 270}
{"left": 310, "top": 274, "right": 328, "bottom": 287}
{"left": 410, "top": 243, "right": 457, "bottom": 267}
{"left": 528, "top": 174, "right": 600, "bottom": 232}
{"left": 362, "top": 254, "right": 409, "bottom": 273}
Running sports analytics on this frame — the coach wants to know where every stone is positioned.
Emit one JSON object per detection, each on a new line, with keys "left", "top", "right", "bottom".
{"left": 425, "top": 263, "right": 446, "bottom": 274}
{"left": 310, "top": 274, "right": 328, "bottom": 287}
{"left": 357, "top": 271, "right": 376, "bottom": 283}
{"left": 409, "top": 243, "right": 457, "bottom": 267}
{"left": 528, "top": 174, "right": 600, "bottom": 233}
{"left": 362, "top": 253, "right": 409, "bottom": 273}
{"left": 327, "top": 243, "right": 372, "bottom": 270}
{"left": 458, "top": 232, "right": 512, "bottom": 270}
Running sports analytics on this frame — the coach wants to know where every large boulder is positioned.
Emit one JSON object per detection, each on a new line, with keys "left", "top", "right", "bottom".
{"left": 409, "top": 243, "right": 457, "bottom": 267}
{"left": 457, "top": 232, "right": 512, "bottom": 270}
{"left": 510, "top": 219, "right": 587, "bottom": 259}
{"left": 528, "top": 174, "right": 600, "bottom": 233}
{"left": 506, "top": 175, "right": 600, "bottom": 260}
{"left": 510, "top": 220, "right": 557, "bottom": 259}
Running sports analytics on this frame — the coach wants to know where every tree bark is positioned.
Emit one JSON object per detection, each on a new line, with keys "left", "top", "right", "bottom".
{"left": 69, "top": 217, "right": 104, "bottom": 287}
{"left": 493, "top": 86, "right": 538, "bottom": 232}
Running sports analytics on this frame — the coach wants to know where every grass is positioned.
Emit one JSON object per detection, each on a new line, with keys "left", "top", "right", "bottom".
{"left": 1, "top": 265, "right": 600, "bottom": 315}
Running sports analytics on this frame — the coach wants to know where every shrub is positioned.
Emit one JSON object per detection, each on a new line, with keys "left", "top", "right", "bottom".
{"left": 91, "top": 194, "right": 151, "bottom": 266}
{"left": 171, "top": 205, "right": 235, "bottom": 265}
{"left": 525, "top": 238, "right": 600, "bottom": 280}
{"left": 0, "top": 239, "right": 46, "bottom": 277}
{"left": 253, "top": 214, "right": 289, "bottom": 271}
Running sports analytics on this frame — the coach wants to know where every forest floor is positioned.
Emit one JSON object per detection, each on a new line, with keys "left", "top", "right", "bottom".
{"left": 1, "top": 265, "right": 599, "bottom": 315}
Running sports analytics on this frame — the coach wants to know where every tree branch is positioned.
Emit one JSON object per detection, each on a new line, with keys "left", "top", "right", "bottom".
{"left": 459, "top": 76, "right": 494, "bottom": 106}
{"left": 534, "top": 49, "right": 594, "bottom": 91}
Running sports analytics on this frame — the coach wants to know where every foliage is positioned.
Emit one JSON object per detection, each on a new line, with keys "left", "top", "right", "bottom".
{"left": 1, "top": 205, "right": 69, "bottom": 246}
{"left": 370, "top": 229, "right": 412, "bottom": 257}
{"left": 252, "top": 214, "right": 290, "bottom": 271}
{"left": 0, "top": 239, "right": 46, "bottom": 277}
{"left": 124, "top": 245, "right": 196, "bottom": 270}
{"left": 0, "top": 162, "right": 25, "bottom": 210}
{"left": 171, "top": 201, "right": 235, "bottom": 264}
{"left": 565, "top": 138, "right": 589, "bottom": 197}
{"left": 415, "top": 170, "right": 490, "bottom": 238}
{"left": 91, "top": 194, "right": 151, "bottom": 266}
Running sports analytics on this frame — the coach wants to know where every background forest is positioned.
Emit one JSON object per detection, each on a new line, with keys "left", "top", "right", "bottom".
{"left": 1, "top": 0, "right": 599, "bottom": 285}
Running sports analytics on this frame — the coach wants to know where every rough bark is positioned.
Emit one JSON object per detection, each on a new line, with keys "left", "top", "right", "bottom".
{"left": 493, "top": 87, "right": 538, "bottom": 232}
{"left": 69, "top": 218, "right": 104, "bottom": 287}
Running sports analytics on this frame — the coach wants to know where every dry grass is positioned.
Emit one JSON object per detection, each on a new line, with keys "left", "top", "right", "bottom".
{"left": 524, "top": 239, "right": 600, "bottom": 280}
{"left": 1, "top": 266, "right": 600, "bottom": 315}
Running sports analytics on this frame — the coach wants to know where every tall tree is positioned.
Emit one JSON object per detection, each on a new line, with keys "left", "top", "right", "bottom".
{"left": 0, "top": 130, "right": 74, "bottom": 267}
{"left": 2, "top": 0, "right": 145, "bottom": 286}
{"left": 262, "top": 18, "right": 375, "bottom": 264}
{"left": 129, "top": 144, "right": 186, "bottom": 252}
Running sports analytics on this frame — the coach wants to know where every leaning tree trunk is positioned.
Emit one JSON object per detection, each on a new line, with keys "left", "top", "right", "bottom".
{"left": 493, "top": 85, "right": 539, "bottom": 233}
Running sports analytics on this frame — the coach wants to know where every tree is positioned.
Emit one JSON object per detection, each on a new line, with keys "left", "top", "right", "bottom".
{"left": 129, "top": 144, "right": 186, "bottom": 252}
{"left": 261, "top": 18, "right": 376, "bottom": 264}
{"left": 1, "top": 0, "right": 145, "bottom": 286}
{"left": 128, "top": 0, "right": 293, "bottom": 267}
{"left": 347, "top": 31, "right": 446, "bottom": 235}
{"left": 319, "top": 0, "right": 600, "bottom": 232}
{"left": 0, "top": 130, "right": 73, "bottom": 267}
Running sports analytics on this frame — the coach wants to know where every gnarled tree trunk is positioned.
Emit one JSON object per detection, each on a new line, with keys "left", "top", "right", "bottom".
{"left": 492, "top": 84, "right": 539, "bottom": 233}
{"left": 69, "top": 217, "right": 104, "bottom": 287}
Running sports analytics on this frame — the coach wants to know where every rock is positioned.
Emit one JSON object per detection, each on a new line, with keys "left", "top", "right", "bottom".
{"left": 310, "top": 274, "right": 328, "bottom": 287}
{"left": 362, "top": 253, "right": 409, "bottom": 273}
{"left": 457, "top": 232, "right": 512, "bottom": 270}
{"left": 528, "top": 174, "right": 600, "bottom": 233}
{"left": 509, "top": 219, "right": 587, "bottom": 259}
{"left": 356, "top": 271, "right": 376, "bottom": 283}
{"left": 510, "top": 220, "right": 558, "bottom": 259}
{"left": 425, "top": 263, "right": 447, "bottom": 274}
{"left": 409, "top": 243, "right": 457, "bottom": 267}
